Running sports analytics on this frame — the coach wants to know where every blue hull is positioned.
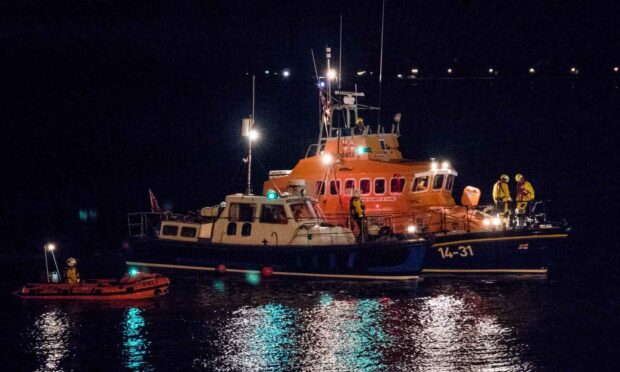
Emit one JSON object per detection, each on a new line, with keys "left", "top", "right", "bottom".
{"left": 422, "top": 227, "right": 569, "bottom": 274}
{"left": 125, "top": 239, "right": 427, "bottom": 280}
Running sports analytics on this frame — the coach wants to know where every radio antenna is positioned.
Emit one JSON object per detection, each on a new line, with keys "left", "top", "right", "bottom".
{"left": 377, "top": 0, "right": 385, "bottom": 126}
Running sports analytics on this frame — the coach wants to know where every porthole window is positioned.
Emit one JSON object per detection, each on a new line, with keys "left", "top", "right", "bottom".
{"left": 374, "top": 178, "right": 385, "bottom": 195}
{"left": 360, "top": 179, "right": 371, "bottom": 195}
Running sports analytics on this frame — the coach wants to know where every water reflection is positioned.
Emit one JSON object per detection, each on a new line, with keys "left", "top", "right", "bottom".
{"left": 30, "top": 309, "right": 71, "bottom": 372}
{"left": 411, "top": 292, "right": 533, "bottom": 371}
{"left": 216, "top": 303, "right": 296, "bottom": 370}
{"left": 122, "top": 307, "right": 153, "bottom": 371}
{"left": 300, "top": 297, "right": 388, "bottom": 371}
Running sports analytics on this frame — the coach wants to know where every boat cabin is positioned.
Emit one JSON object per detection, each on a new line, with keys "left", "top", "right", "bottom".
{"left": 155, "top": 194, "right": 355, "bottom": 246}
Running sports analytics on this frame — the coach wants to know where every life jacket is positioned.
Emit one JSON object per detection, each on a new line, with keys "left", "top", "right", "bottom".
{"left": 349, "top": 197, "right": 365, "bottom": 218}
{"left": 65, "top": 267, "right": 81, "bottom": 284}
{"left": 492, "top": 181, "right": 512, "bottom": 202}
{"left": 516, "top": 181, "right": 535, "bottom": 202}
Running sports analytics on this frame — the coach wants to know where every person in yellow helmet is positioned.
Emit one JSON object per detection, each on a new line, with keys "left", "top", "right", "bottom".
{"left": 515, "top": 173, "right": 535, "bottom": 215}
{"left": 353, "top": 117, "right": 366, "bottom": 135}
{"left": 349, "top": 189, "right": 366, "bottom": 239}
{"left": 492, "top": 174, "right": 512, "bottom": 216}
{"left": 64, "top": 257, "right": 81, "bottom": 284}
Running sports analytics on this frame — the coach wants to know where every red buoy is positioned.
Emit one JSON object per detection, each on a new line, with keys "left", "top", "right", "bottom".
{"left": 216, "top": 264, "right": 226, "bottom": 274}
{"left": 261, "top": 266, "right": 273, "bottom": 278}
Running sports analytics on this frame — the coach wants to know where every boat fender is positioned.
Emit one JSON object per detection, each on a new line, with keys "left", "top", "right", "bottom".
{"left": 216, "top": 264, "right": 227, "bottom": 274}
{"left": 261, "top": 266, "right": 273, "bottom": 278}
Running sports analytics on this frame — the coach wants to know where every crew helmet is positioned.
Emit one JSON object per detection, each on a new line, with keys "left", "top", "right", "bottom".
{"left": 500, "top": 174, "right": 509, "bottom": 182}
{"left": 66, "top": 257, "right": 77, "bottom": 267}
{"left": 355, "top": 117, "right": 364, "bottom": 125}
{"left": 515, "top": 173, "right": 524, "bottom": 182}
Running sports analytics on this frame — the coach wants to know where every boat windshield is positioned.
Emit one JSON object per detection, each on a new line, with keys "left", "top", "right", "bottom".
{"left": 311, "top": 201, "right": 326, "bottom": 220}
{"left": 290, "top": 202, "right": 314, "bottom": 221}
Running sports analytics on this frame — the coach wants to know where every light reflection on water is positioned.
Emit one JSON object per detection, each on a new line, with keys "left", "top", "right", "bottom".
{"left": 11, "top": 277, "right": 580, "bottom": 371}
{"left": 123, "top": 307, "right": 153, "bottom": 371}
{"left": 29, "top": 309, "right": 71, "bottom": 372}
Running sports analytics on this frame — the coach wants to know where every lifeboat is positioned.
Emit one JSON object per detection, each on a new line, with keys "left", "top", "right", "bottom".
{"left": 15, "top": 272, "right": 170, "bottom": 301}
{"left": 261, "top": 47, "right": 569, "bottom": 274}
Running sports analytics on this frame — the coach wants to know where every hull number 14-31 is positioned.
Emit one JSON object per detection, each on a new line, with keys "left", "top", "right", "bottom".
{"left": 437, "top": 245, "right": 474, "bottom": 259}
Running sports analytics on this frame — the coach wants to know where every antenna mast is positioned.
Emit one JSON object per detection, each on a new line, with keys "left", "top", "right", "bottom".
{"left": 377, "top": 0, "right": 385, "bottom": 126}
{"left": 246, "top": 75, "right": 256, "bottom": 195}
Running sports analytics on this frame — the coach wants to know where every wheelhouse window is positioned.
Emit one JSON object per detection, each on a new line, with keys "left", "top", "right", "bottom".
{"left": 162, "top": 225, "right": 179, "bottom": 236}
{"left": 229, "top": 203, "right": 256, "bottom": 222}
{"left": 315, "top": 181, "right": 326, "bottom": 196}
{"left": 311, "top": 201, "right": 325, "bottom": 220}
{"left": 432, "top": 174, "right": 445, "bottom": 190}
{"left": 360, "top": 178, "right": 371, "bottom": 195}
{"left": 390, "top": 177, "right": 406, "bottom": 194}
{"left": 290, "top": 202, "right": 312, "bottom": 221}
{"left": 330, "top": 180, "right": 341, "bottom": 195}
{"left": 180, "top": 226, "right": 197, "bottom": 238}
{"left": 379, "top": 138, "right": 386, "bottom": 150}
{"left": 412, "top": 176, "right": 429, "bottom": 192}
{"left": 344, "top": 179, "right": 355, "bottom": 195}
{"left": 445, "top": 174, "right": 455, "bottom": 192}
{"left": 260, "top": 204, "right": 288, "bottom": 224}
{"left": 374, "top": 178, "right": 386, "bottom": 195}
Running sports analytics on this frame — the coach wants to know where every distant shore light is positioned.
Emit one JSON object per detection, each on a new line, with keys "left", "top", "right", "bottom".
{"left": 282, "top": 69, "right": 290, "bottom": 77}
{"left": 529, "top": 67, "right": 536, "bottom": 74}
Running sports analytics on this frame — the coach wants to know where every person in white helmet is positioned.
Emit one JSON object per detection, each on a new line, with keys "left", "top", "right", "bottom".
{"left": 64, "top": 257, "right": 81, "bottom": 284}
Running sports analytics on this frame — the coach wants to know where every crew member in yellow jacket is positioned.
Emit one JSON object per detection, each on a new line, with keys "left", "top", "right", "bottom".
{"left": 492, "top": 174, "right": 512, "bottom": 215}
{"left": 515, "top": 173, "right": 535, "bottom": 214}
{"left": 349, "top": 190, "right": 366, "bottom": 238}
{"left": 65, "top": 257, "right": 81, "bottom": 284}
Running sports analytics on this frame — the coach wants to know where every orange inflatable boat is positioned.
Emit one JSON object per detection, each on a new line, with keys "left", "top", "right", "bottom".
{"left": 15, "top": 272, "right": 170, "bottom": 301}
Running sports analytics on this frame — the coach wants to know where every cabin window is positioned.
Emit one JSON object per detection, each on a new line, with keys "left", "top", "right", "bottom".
{"left": 229, "top": 203, "right": 256, "bottom": 222}
{"left": 226, "top": 223, "right": 237, "bottom": 235}
{"left": 390, "top": 177, "right": 406, "bottom": 194}
{"left": 445, "top": 174, "right": 455, "bottom": 191}
{"left": 241, "top": 223, "right": 252, "bottom": 236}
{"left": 360, "top": 178, "right": 371, "bottom": 195}
{"left": 330, "top": 180, "right": 341, "bottom": 195}
{"left": 433, "top": 174, "right": 445, "bottom": 190}
{"left": 162, "top": 225, "right": 179, "bottom": 236}
{"left": 290, "top": 202, "right": 312, "bottom": 221}
{"left": 180, "top": 226, "right": 197, "bottom": 238}
{"left": 311, "top": 201, "right": 326, "bottom": 220}
{"left": 260, "top": 204, "right": 288, "bottom": 224}
{"left": 379, "top": 138, "right": 386, "bottom": 150}
{"left": 412, "top": 176, "right": 429, "bottom": 192}
{"left": 315, "top": 181, "right": 326, "bottom": 196}
{"left": 374, "top": 178, "right": 386, "bottom": 195}
{"left": 344, "top": 179, "right": 355, "bottom": 195}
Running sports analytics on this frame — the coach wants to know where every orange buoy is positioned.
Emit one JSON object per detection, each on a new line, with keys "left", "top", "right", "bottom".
{"left": 216, "top": 264, "right": 226, "bottom": 274}
{"left": 261, "top": 266, "right": 273, "bottom": 278}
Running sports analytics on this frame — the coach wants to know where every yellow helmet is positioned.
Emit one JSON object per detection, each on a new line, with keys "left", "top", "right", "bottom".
{"left": 66, "top": 257, "right": 77, "bottom": 267}
{"left": 355, "top": 117, "right": 364, "bottom": 125}
{"left": 500, "top": 174, "right": 509, "bottom": 182}
{"left": 515, "top": 173, "right": 523, "bottom": 182}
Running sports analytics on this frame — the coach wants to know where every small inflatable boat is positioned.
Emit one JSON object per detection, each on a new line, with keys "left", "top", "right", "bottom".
{"left": 15, "top": 272, "right": 170, "bottom": 301}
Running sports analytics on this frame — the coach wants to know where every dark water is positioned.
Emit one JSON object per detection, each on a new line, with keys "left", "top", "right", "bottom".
{"left": 2, "top": 260, "right": 619, "bottom": 372}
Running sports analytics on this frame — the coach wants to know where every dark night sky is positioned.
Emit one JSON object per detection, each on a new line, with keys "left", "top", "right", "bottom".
{"left": 1, "top": 1, "right": 618, "bottom": 260}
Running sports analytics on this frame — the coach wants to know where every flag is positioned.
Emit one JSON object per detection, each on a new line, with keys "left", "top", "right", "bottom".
{"left": 149, "top": 188, "right": 161, "bottom": 213}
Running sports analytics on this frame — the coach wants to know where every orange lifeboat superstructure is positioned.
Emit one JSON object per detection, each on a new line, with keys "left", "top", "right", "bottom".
{"left": 265, "top": 130, "right": 486, "bottom": 235}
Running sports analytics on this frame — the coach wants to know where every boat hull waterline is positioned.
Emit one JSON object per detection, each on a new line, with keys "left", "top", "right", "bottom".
{"left": 422, "top": 227, "right": 568, "bottom": 274}
{"left": 126, "top": 239, "right": 427, "bottom": 280}
{"left": 15, "top": 274, "right": 170, "bottom": 300}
